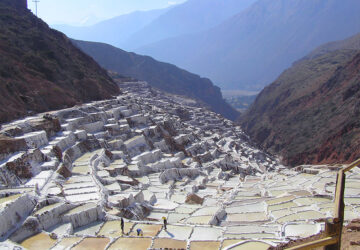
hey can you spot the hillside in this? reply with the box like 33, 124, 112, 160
72, 40, 239, 120
136, 0, 360, 90
0, 0, 119, 124
241, 34, 360, 166
52, 8, 168, 50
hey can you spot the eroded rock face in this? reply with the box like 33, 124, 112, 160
0, 149, 46, 186
185, 193, 204, 205
57, 164, 72, 178
0, 135, 27, 162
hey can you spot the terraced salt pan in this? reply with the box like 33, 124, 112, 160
72, 237, 110, 250
135, 176, 150, 185
130, 224, 162, 237
184, 215, 212, 224
190, 227, 222, 241
170, 194, 186, 203
227, 212, 268, 223
6, 83, 360, 249
157, 225, 193, 240
294, 197, 332, 206
34, 202, 60, 215
64, 187, 98, 196
225, 241, 271, 250
222, 240, 244, 249
190, 241, 221, 250
0, 194, 21, 207
52, 237, 82, 250
64, 182, 95, 190
98, 220, 134, 237
72, 165, 90, 175
175, 206, 197, 214
167, 213, 188, 223
20, 233, 57, 250
226, 203, 265, 214
284, 224, 320, 237
74, 221, 103, 236
224, 233, 276, 239
148, 186, 168, 193
108, 237, 152, 250
153, 238, 187, 249
47, 223, 72, 236
289, 190, 312, 197
269, 189, 298, 197
344, 188, 360, 196
266, 196, 295, 206
277, 210, 325, 223
153, 199, 178, 210
74, 152, 95, 163
147, 212, 165, 221
65, 202, 97, 215
192, 206, 219, 216
66, 176, 93, 184
226, 225, 279, 234
66, 193, 100, 203
267, 201, 298, 211
345, 197, 360, 205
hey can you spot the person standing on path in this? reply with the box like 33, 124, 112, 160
162, 216, 167, 230
120, 218, 124, 234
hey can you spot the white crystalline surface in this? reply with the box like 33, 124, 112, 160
0, 82, 359, 249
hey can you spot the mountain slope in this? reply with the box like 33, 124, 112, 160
52, 8, 168, 49
0, 0, 119, 123
124, 0, 256, 50
72, 40, 239, 120
136, 0, 360, 90
241, 34, 360, 166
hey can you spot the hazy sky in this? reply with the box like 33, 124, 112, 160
28, 0, 187, 26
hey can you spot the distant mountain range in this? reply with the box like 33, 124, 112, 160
72, 40, 239, 120
241, 33, 360, 166
54, 0, 360, 92
0, 0, 119, 123
137, 0, 360, 90
52, 8, 169, 50
122, 0, 257, 50
54, 0, 256, 52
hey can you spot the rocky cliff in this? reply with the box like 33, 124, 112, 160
241, 34, 360, 166
0, 0, 119, 123
72, 40, 239, 120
